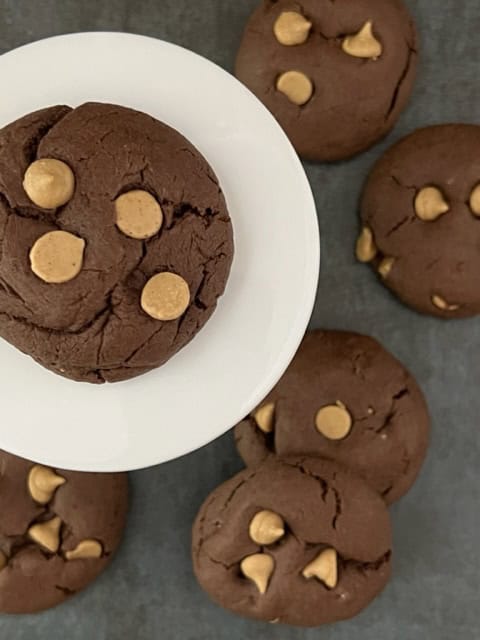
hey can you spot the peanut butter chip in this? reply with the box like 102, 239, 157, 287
302, 548, 338, 589
342, 21, 383, 59
378, 257, 395, 279
65, 539, 103, 560
273, 11, 312, 46
415, 186, 449, 221
28, 465, 66, 504
315, 402, 352, 440
254, 403, 275, 433
141, 272, 190, 321
249, 510, 285, 545
276, 71, 313, 106
469, 184, 480, 216
356, 226, 377, 262
23, 159, 75, 209
240, 554, 275, 594
0, 551, 7, 571
115, 190, 163, 239
30, 230, 85, 284
28, 516, 62, 553
432, 294, 460, 312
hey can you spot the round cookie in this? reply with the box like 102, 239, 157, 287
0, 449, 128, 613
235, 331, 429, 504
235, 0, 417, 162
192, 456, 392, 627
358, 124, 480, 318
0, 103, 234, 382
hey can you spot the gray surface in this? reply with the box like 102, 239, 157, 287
0, 0, 479, 637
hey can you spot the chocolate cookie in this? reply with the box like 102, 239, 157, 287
0, 103, 234, 382
235, 0, 417, 162
192, 456, 392, 627
0, 449, 128, 614
235, 331, 429, 503
358, 124, 480, 318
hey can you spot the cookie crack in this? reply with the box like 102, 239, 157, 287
331, 486, 342, 530
283, 460, 344, 530
366, 386, 409, 434
54, 585, 77, 596
286, 459, 328, 501
384, 43, 416, 122
25, 109, 72, 165
385, 214, 413, 237
342, 550, 392, 573
222, 472, 258, 513
390, 174, 417, 192
0, 191, 60, 225
351, 351, 366, 380
195, 471, 259, 556
203, 551, 239, 571
0, 276, 35, 313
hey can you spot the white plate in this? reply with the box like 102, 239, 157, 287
0, 32, 319, 471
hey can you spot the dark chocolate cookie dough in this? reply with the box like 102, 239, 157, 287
358, 124, 480, 318
235, 331, 429, 503
0, 103, 234, 382
235, 0, 417, 162
0, 449, 128, 614
192, 456, 392, 627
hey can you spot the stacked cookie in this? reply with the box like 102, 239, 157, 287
192, 331, 430, 626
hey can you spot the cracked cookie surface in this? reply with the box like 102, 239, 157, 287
359, 124, 480, 318
0, 449, 128, 614
192, 456, 392, 627
235, 0, 417, 162
235, 331, 429, 503
0, 102, 234, 382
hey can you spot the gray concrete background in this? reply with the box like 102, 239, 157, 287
0, 0, 479, 638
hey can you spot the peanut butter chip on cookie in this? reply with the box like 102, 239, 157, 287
342, 21, 383, 59
356, 226, 377, 263
30, 230, 85, 284
432, 295, 460, 312
315, 402, 352, 440
415, 186, 449, 221
115, 190, 163, 239
249, 510, 285, 545
23, 158, 75, 209
378, 257, 395, 279
28, 516, 62, 553
273, 11, 312, 46
28, 465, 66, 504
254, 403, 275, 433
65, 539, 103, 560
241, 554, 275, 594
141, 272, 190, 321
302, 548, 338, 589
276, 71, 313, 106
469, 184, 480, 216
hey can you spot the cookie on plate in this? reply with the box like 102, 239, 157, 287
235, 0, 417, 162
358, 124, 480, 318
235, 331, 429, 503
0, 102, 234, 382
0, 449, 128, 613
192, 456, 392, 627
